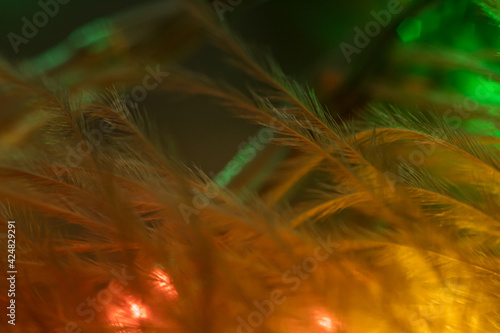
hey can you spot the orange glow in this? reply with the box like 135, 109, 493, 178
130, 302, 147, 319
151, 267, 178, 298
313, 310, 341, 332
107, 295, 148, 330
317, 315, 333, 330
106, 268, 177, 330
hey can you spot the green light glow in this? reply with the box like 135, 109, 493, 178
397, 18, 422, 43
451, 71, 500, 105
27, 44, 73, 75
26, 18, 113, 75
464, 119, 500, 136
68, 18, 113, 52
419, 10, 440, 34
214, 144, 256, 187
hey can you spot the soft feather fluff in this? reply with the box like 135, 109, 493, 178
1, 1, 500, 332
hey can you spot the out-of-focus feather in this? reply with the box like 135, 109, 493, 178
2, 1, 500, 333
475, 0, 500, 23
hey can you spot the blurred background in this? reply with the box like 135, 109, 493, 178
0, 0, 499, 174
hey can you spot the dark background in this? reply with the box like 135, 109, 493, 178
0, 0, 342, 174
0, 0, 497, 173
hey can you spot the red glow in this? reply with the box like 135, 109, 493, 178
151, 267, 178, 298
107, 295, 148, 329
106, 267, 177, 330
317, 315, 333, 330
313, 310, 341, 332
130, 302, 147, 319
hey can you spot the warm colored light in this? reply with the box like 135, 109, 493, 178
106, 268, 177, 330
130, 302, 147, 319
151, 267, 178, 298
107, 295, 148, 330
313, 310, 341, 332
317, 315, 333, 330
